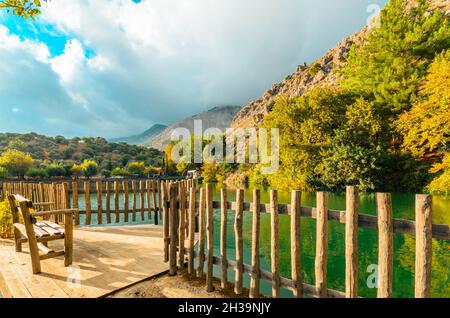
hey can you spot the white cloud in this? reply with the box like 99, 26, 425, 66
0, 0, 388, 138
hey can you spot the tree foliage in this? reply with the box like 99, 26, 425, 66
427, 153, 450, 194
340, 0, 450, 122
397, 50, 450, 158
0, 0, 48, 19
0, 149, 33, 178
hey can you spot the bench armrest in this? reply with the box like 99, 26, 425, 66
32, 209, 78, 217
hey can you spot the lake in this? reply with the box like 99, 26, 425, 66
76, 184, 450, 298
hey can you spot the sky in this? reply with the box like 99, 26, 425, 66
0, 0, 388, 138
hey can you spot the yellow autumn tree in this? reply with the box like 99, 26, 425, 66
397, 50, 450, 158
0, 149, 33, 178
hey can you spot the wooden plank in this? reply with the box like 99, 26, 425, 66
415, 194, 432, 298
97, 181, 103, 225
72, 181, 79, 225
132, 180, 137, 222
345, 186, 358, 298
146, 180, 151, 219
270, 190, 280, 298
315, 192, 328, 298
188, 185, 196, 275
105, 181, 111, 224
152, 180, 158, 225
291, 190, 302, 298
250, 189, 260, 298
140, 180, 145, 221
123, 181, 129, 223
84, 182, 91, 226
114, 181, 120, 223
234, 189, 244, 295
220, 188, 228, 289
162, 182, 169, 263
206, 183, 214, 292
169, 183, 177, 276
376, 193, 393, 298
178, 182, 186, 270
197, 187, 206, 278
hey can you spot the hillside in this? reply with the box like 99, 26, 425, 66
0, 132, 164, 170
232, 0, 450, 129
109, 124, 167, 145
147, 106, 241, 151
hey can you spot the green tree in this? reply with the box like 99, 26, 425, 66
0, 149, 33, 178
111, 167, 127, 177
262, 88, 357, 190
397, 51, 450, 158
0, 167, 8, 178
0, 0, 48, 19
340, 0, 450, 123
45, 163, 66, 177
7, 139, 27, 152
26, 167, 48, 179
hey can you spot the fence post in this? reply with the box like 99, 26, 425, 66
169, 182, 177, 276
140, 180, 145, 221
97, 181, 103, 225
132, 180, 137, 222
188, 185, 196, 275
376, 193, 393, 298
291, 190, 302, 298
84, 181, 91, 225
162, 181, 169, 263
114, 181, 120, 223
123, 180, 129, 223
178, 182, 186, 269
197, 187, 206, 278
72, 181, 79, 225
345, 186, 358, 298
415, 194, 432, 298
234, 189, 244, 295
206, 183, 214, 292
250, 189, 261, 298
270, 190, 280, 298
105, 181, 111, 224
220, 188, 228, 290
315, 191, 328, 298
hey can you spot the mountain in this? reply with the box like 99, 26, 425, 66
231, 0, 450, 129
109, 124, 167, 145
147, 106, 241, 151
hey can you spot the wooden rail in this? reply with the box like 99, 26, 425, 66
0, 179, 173, 226
163, 181, 449, 299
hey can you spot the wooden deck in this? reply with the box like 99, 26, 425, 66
0, 224, 168, 298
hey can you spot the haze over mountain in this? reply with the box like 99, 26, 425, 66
147, 106, 241, 151
109, 124, 167, 145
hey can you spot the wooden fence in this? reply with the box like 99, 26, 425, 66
163, 181, 450, 298
0, 179, 169, 226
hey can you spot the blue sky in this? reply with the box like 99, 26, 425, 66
0, 0, 388, 138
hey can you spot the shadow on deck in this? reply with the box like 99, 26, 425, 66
0, 224, 168, 298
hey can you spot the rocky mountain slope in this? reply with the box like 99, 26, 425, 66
109, 124, 167, 145
231, 0, 450, 129
147, 106, 241, 151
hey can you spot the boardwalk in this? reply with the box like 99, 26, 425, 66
0, 224, 167, 298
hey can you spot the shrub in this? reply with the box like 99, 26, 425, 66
308, 63, 322, 77
26, 167, 48, 179
45, 164, 66, 177
0, 199, 14, 239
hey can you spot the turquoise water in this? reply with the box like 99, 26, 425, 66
76, 186, 450, 298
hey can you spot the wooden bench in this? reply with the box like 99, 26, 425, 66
7, 194, 77, 274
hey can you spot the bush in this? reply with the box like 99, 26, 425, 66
111, 167, 128, 177
26, 168, 48, 179
45, 164, 66, 177
0, 199, 14, 239
308, 63, 322, 77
